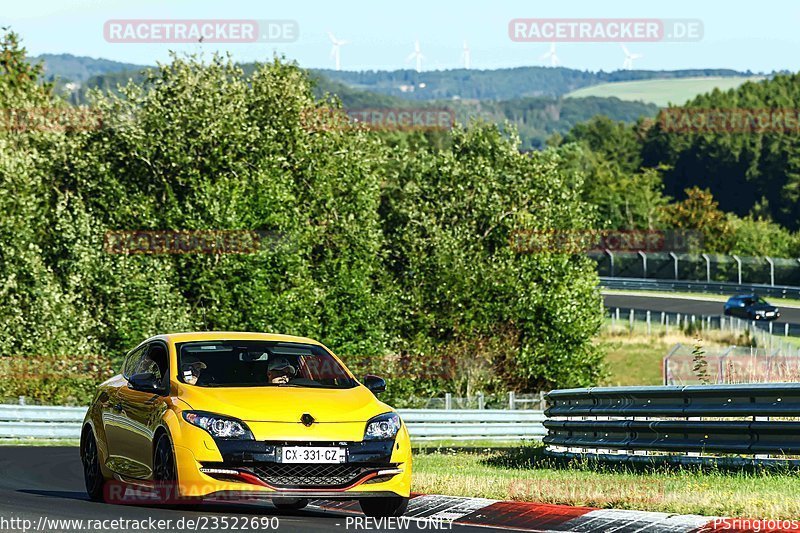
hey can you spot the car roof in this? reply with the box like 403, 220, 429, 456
146, 332, 324, 346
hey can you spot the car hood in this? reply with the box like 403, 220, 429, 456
177, 383, 390, 423
751, 304, 778, 311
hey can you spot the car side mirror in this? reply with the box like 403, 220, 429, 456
128, 372, 161, 393
363, 374, 386, 394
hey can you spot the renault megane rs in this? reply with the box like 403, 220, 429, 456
80, 332, 412, 517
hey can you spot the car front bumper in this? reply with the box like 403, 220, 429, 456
171, 428, 412, 500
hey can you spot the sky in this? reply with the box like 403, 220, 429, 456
2, 0, 799, 73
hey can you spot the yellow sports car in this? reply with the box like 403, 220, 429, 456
80, 332, 412, 517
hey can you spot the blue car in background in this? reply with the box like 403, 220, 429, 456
723, 294, 780, 321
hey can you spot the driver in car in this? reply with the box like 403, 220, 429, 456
182, 361, 207, 385
268, 357, 296, 384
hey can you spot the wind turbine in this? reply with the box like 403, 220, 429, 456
328, 32, 348, 71
540, 43, 559, 66
621, 44, 643, 70
461, 40, 471, 69
407, 40, 424, 72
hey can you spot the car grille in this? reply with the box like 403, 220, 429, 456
250, 463, 380, 488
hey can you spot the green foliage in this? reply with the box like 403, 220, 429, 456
559, 118, 669, 229
2, 32, 606, 405
643, 73, 800, 230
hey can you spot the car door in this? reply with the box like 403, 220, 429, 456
730, 298, 747, 318
111, 342, 171, 479
101, 345, 147, 475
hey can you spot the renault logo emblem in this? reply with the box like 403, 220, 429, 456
301, 413, 315, 427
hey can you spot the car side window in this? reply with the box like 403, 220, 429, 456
122, 346, 147, 379
135, 344, 168, 381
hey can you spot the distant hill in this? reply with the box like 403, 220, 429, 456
33, 53, 148, 83
316, 68, 756, 101
34, 53, 756, 103
29, 54, 700, 149
566, 76, 765, 107
309, 73, 659, 149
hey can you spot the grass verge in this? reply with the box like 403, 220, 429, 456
412, 445, 800, 519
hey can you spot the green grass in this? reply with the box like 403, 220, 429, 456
566, 77, 762, 107
413, 445, 800, 519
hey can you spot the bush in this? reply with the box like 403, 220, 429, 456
0, 32, 605, 404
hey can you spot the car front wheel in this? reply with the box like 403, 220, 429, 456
80, 429, 105, 502
153, 433, 178, 504
359, 496, 408, 517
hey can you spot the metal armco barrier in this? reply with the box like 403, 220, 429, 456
544, 384, 800, 460
0, 405, 85, 438
601, 277, 800, 300
400, 409, 546, 441
0, 405, 546, 442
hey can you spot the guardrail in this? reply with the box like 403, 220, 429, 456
0, 405, 546, 442
601, 276, 800, 299
401, 409, 546, 441
543, 384, 800, 464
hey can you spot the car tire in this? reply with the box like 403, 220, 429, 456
359, 496, 408, 518
80, 429, 105, 502
153, 432, 179, 504
272, 498, 308, 511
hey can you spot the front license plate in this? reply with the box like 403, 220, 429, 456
281, 446, 346, 463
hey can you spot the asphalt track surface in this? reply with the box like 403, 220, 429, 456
0, 447, 491, 533
603, 293, 800, 327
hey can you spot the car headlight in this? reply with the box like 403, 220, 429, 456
182, 411, 254, 440
364, 412, 401, 440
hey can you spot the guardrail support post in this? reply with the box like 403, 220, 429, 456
702, 253, 711, 282
508, 391, 516, 410
18, 396, 25, 406
445, 393, 452, 410
732, 255, 742, 285
646, 311, 651, 335
786, 323, 790, 337
477, 392, 485, 410
766, 256, 775, 286
669, 251, 679, 280
638, 251, 647, 279
629, 309, 634, 332
605, 249, 615, 277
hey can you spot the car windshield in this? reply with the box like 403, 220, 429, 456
176, 340, 357, 389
